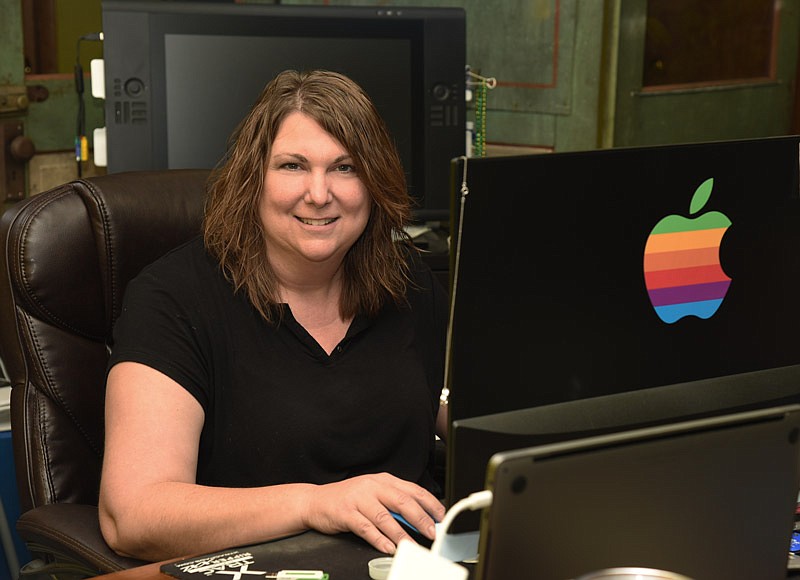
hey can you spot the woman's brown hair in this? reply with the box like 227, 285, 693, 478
203, 69, 414, 323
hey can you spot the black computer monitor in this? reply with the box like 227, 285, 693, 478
445, 135, 800, 516
101, 1, 466, 222
447, 364, 800, 527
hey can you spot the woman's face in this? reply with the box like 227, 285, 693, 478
260, 111, 371, 272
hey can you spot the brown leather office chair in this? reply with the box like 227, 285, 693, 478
0, 169, 209, 577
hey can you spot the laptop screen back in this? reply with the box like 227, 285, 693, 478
476, 405, 800, 580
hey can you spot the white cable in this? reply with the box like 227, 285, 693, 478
430, 490, 493, 557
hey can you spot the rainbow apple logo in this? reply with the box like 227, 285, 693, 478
643, 177, 731, 324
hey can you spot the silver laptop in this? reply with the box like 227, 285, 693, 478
475, 405, 800, 580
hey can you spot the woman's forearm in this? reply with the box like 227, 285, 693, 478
99, 481, 316, 561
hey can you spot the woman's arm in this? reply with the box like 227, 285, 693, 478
99, 362, 445, 562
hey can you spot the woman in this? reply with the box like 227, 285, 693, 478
98, 70, 449, 562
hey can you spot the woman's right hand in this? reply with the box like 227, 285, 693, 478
302, 472, 446, 554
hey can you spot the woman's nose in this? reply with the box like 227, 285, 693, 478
304, 171, 332, 206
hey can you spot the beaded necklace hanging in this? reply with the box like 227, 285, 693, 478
474, 80, 488, 157
466, 68, 496, 158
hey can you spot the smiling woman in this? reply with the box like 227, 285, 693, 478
259, 111, 371, 290
99, 70, 450, 563
204, 70, 415, 324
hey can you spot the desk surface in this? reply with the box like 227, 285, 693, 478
96, 560, 169, 580
94, 531, 476, 580
92, 533, 799, 580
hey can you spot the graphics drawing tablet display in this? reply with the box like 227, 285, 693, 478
475, 405, 800, 580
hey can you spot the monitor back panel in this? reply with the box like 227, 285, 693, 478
477, 405, 800, 580
449, 136, 800, 422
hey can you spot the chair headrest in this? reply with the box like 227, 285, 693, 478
2, 169, 208, 342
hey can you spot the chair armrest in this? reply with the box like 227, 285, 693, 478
16, 503, 147, 575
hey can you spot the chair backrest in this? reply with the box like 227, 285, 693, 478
0, 169, 208, 513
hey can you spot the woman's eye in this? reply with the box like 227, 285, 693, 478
282, 162, 301, 171
335, 164, 356, 173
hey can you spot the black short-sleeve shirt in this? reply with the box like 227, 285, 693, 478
108, 236, 448, 494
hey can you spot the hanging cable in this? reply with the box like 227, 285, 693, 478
441, 156, 471, 416
75, 32, 103, 178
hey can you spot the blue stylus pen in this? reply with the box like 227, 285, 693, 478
390, 511, 420, 533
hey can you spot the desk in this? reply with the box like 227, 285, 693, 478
94, 531, 476, 580
95, 560, 170, 580
96, 532, 378, 579
91, 532, 800, 580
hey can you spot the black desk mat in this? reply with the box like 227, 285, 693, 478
159, 530, 477, 579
